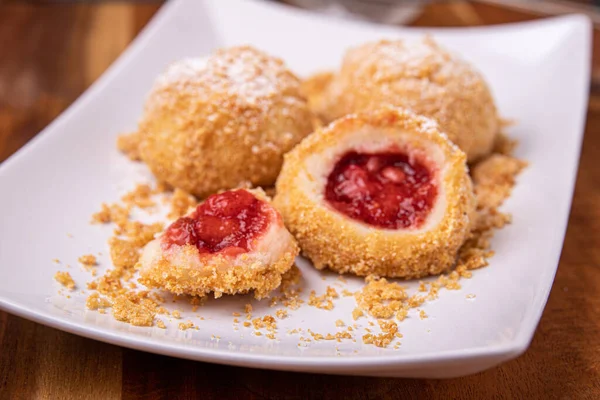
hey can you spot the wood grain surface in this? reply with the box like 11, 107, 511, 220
0, 2, 599, 399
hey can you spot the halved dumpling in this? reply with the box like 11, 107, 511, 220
139, 189, 298, 299
274, 107, 475, 278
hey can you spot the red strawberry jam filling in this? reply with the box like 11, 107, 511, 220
163, 189, 270, 256
325, 151, 438, 229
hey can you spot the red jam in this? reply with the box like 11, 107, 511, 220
325, 151, 438, 229
164, 189, 270, 255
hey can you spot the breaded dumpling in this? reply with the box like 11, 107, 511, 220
139, 188, 298, 299
274, 107, 475, 278
138, 46, 314, 197
311, 38, 499, 161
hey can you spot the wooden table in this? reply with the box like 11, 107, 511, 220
1, 2, 599, 398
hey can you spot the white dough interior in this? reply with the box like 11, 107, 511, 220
300, 125, 449, 235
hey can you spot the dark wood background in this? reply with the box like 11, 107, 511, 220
1, 2, 599, 399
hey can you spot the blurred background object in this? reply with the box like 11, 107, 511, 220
280, 0, 600, 90
281, 0, 600, 25
281, 0, 425, 24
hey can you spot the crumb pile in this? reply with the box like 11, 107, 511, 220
84, 184, 170, 326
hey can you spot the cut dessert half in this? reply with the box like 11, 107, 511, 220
274, 107, 475, 278
139, 188, 298, 299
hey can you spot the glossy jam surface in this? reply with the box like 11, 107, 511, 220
164, 189, 269, 255
325, 151, 438, 229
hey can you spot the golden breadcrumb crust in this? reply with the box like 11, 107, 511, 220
138, 188, 299, 299
138, 46, 315, 198
274, 107, 475, 278
311, 38, 499, 162
138, 245, 298, 300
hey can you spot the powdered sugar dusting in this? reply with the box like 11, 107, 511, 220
150, 46, 296, 107
156, 57, 209, 87
316, 37, 498, 161
344, 38, 477, 85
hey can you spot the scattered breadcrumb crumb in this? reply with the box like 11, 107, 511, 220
86, 293, 111, 310
121, 184, 155, 209
396, 307, 409, 321
116, 131, 142, 161
355, 276, 407, 319
335, 319, 345, 327
472, 154, 527, 210
308, 286, 338, 310
168, 189, 197, 219
157, 307, 169, 315
54, 271, 75, 290
271, 265, 304, 310
115, 221, 164, 247
466, 293, 476, 299
156, 319, 166, 329
352, 308, 364, 320
112, 293, 157, 327
419, 310, 428, 320
91, 203, 130, 224
172, 310, 181, 319
108, 238, 140, 269
362, 320, 399, 348
178, 321, 195, 330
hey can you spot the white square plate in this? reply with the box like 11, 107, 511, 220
0, 0, 590, 378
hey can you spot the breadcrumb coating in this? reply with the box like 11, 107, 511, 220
136, 46, 315, 198
308, 38, 499, 161
274, 107, 476, 278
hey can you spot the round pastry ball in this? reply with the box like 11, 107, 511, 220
314, 38, 499, 162
138, 46, 315, 198
274, 107, 475, 278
